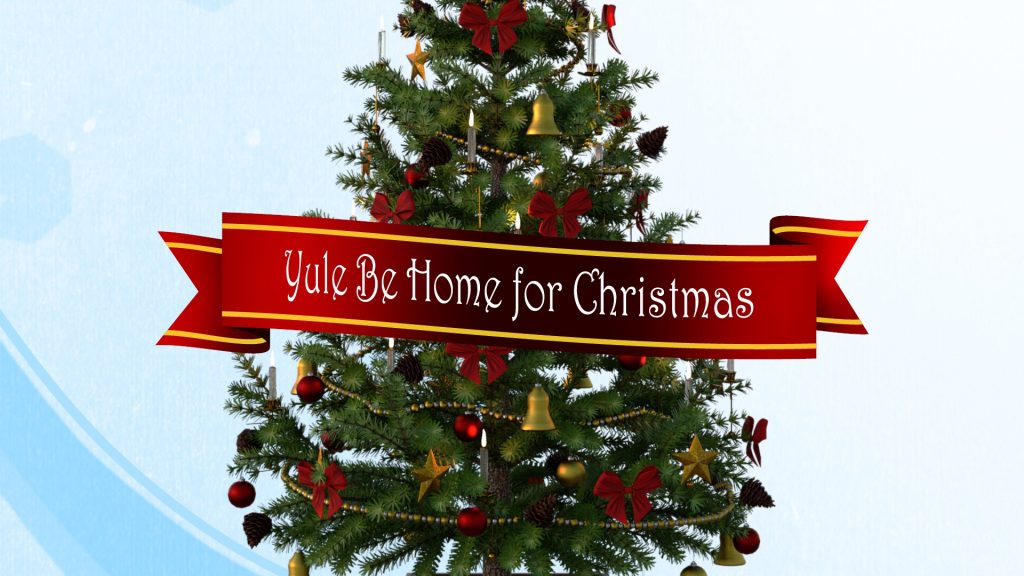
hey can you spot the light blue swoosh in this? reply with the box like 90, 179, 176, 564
0, 309, 281, 575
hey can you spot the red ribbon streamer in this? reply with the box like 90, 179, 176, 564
602, 5, 620, 54
741, 416, 768, 467
458, 0, 529, 55
633, 190, 649, 236
370, 190, 415, 224
445, 343, 512, 385
528, 188, 592, 238
593, 465, 662, 525
296, 461, 347, 519
770, 215, 868, 333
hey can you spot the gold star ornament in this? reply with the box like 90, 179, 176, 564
407, 37, 429, 83
672, 436, 719, 485
412, 449, 449, 501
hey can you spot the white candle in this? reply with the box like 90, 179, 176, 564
268, 350, 277, 400
378, 16, 387, 61
387, 337, 395, 370
514, 212, 522, 234
587, 12, 597, 68
480, 429, 489, 481
467, 110, 477, 165
727, 359, 735, 373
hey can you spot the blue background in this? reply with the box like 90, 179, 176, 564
2, 1, 1022, 574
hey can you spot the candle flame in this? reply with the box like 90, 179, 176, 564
481, 429, 487, 448
380, 15, 385, 30
514, 212, 521, 230
469, 109, 475, 128
388, 337, 395, 348
589, 11, 595, 30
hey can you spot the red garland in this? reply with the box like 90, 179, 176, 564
602, 5, 621, 54
593, 465, 662, 525
528, 188, 592, 238
741, 416, 768, 467
444, 343, 512, 385
370, 190, 415, 224
296, 461, 347, 519
458, 0, 529, 55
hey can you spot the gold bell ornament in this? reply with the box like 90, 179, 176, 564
713, 532, 746, 566
291, 357, 315, 395
521, 383, 557, 431
680, 562, 708, 576
288, 551, 310, 576
526, 92, 562, 136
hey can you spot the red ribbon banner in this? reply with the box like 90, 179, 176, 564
158, 214, 866, 358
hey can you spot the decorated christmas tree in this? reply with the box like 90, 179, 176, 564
223, 1, 777, 574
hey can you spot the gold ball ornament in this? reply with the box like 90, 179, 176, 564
680, 562, 708, 576
532, 172, 546, 189
555, 460, 586, 487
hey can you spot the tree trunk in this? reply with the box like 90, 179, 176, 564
483, 462, 512, 576
489, 157, 507, 199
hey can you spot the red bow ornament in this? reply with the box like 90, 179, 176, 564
593, 465, 662, 525
602, 5, 621, 54
445, 343, 513, 385
528, 188, 592, 238
297, 461, 348, 519
741, 416, 768, 467
370, 190, 415, 223
458, 0, 529, 55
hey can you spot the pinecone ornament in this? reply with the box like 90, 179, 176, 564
419, 137, 452, 168
397, 14, 414, 38
394, 353, 424, 385
242, 512, 273, 548
236, 429, 262, 453
570, 0, 589, 17
740, 478, 775, 508
411, 0, 434, 14
524, 494, 557, 528
637, 126, 668, 158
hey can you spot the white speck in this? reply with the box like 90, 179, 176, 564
67, 141, 77, 152
83, 118, 97, 133
246, 129, 261, 147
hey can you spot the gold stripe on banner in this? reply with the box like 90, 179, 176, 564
816, 317, 864, 326
164, 242, 223, 254
772, 226, 862, 238
222, 223, 815, 263
163, 330, 267, 345
222, 311, 816, 351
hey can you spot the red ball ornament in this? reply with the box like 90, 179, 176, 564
405, 164, 430, 189
228, 480, 256, 508
456, 506, 488, 537
610, 106, 632, 127
733, 527, 760, 554
296, 375, 326, 404
617, 355, 647, 371
453, 414, 482, 442
321, 432, 345, 453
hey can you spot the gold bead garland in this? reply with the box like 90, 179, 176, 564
282, 466, 734, 531
434, 131, 543, 167
322, 378, 669, 427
